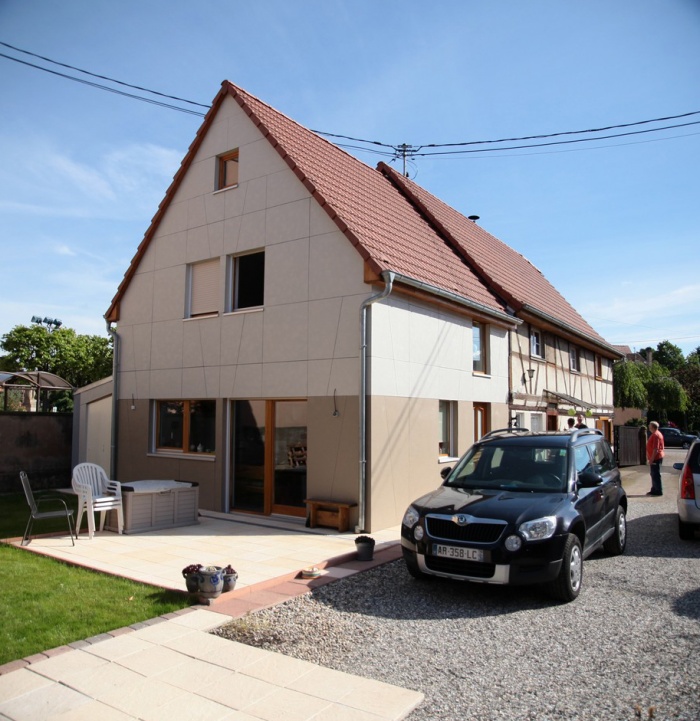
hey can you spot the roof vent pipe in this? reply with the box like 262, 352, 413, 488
468, 215, 480, 222
358, 270, 395, 533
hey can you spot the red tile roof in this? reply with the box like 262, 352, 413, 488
106, 81, 616, 355
379, 163, 612, 348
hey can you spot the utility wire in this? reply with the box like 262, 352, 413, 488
2, 40, 698, 157
0, 40, 210, 109
0, 52, 207, 117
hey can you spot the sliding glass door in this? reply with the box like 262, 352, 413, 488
230, 400, 307, 517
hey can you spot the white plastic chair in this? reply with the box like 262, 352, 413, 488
71, 463, 124, 538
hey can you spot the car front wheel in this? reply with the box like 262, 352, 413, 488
603, 505, 627, 555
549, 534, 583, 602
402, 547, 426, 579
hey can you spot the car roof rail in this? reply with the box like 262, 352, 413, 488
571, 428, 603, 441
481, 427, 530, 439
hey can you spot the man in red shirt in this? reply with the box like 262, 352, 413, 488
646, 421, 665, 496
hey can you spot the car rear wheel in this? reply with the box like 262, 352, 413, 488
549, 534, 582, 602
683, 441, 690, 449
679, 518, 697, 540
603, 505, 627, 555
402, 547, 426, 579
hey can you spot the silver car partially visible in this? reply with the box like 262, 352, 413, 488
673, 439, 700, 540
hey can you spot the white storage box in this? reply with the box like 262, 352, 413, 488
106, 480, 199, 534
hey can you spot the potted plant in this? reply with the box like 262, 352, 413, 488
354, 535, 375, 561
197, 565, 224, 604
222, 564, 238, 592
182, 563, 202, 594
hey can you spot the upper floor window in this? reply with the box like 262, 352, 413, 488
569, 345, 581, 372
472, 321, 488, 373
217, 149, 239, 190
595, 355, 603, 378
186, 258, 219, 318
155, 400, 216, 454
226, 251, 265, 311
530, 329, 543, 358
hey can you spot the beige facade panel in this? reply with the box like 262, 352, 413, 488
265, 198, 311, 246
265, 238, 310, 307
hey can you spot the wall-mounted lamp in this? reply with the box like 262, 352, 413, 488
527, 368, 535, 380
130, 394, 136, 411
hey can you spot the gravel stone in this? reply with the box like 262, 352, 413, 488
214, 485, 700, 720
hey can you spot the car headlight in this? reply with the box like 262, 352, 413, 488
518, 516, 557, 541
402, 505, 420, 528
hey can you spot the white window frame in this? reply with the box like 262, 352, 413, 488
530, 329, 543, 358
473, 321, 489, 374
226, 250, 265, 312
439, 400, 458, 458
569, 345, 581, 372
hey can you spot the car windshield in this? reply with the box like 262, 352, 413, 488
445, 443, 568, 492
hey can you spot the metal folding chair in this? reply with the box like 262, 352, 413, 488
20, 471, 75, 546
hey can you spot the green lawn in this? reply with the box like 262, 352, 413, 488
0, 492, 193, 666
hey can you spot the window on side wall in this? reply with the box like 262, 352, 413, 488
439, 400, 457, 457
217, 149, 239, 190
530, 329, 543, 359
595, 355, 603, 378
226, 251, 265, 311
186, 258, 219, 318
530, 413, 544, 432
569, 345, 581, 372
155, 400, 216, 454
473, 321, 489, 373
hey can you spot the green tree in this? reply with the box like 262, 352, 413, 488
652, 340, 685, 372
0, 324, 113, 411
613, 360, 649, 410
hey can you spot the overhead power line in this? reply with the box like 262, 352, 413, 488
2, 40, 698, 162
0, 40, 210, 109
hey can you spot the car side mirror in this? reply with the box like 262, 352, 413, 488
440, 466, 452, 480
577, 470, 603, 488
673, 462, 684, 471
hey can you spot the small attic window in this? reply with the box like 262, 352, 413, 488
217, 149, 239, 190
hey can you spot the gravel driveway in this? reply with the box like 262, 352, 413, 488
215, 458, 700, 720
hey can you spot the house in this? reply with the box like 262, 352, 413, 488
103, 81, 620, 532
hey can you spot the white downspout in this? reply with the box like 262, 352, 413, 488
358, 271, 395, 532
106, 321, 119, 480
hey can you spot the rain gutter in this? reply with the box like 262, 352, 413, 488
106, 321, 119, 479
358, 271, 395, 532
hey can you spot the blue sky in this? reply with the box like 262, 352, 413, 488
1, 0, 698, 355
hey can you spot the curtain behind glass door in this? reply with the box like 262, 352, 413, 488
231, 400, 265, 512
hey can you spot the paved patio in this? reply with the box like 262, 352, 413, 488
7, 510, 401, 593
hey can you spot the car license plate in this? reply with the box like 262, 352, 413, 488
433, 544, 484, 562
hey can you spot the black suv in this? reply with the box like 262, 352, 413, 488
401, 428, 627, 602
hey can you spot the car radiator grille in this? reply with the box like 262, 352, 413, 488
426, 516, 505, 543
425, 556, 496, 578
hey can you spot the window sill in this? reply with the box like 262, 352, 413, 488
472, 371, 491, 378
223, 307, 264, 316
438, 456, 459, 464
148, 452, 216, 462
213, 184, 239, 195
184, 313, 219, 321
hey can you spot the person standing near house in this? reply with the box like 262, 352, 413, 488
646, 420, 665, 496
565, 417, 576, 432
574, 413, 587, 429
